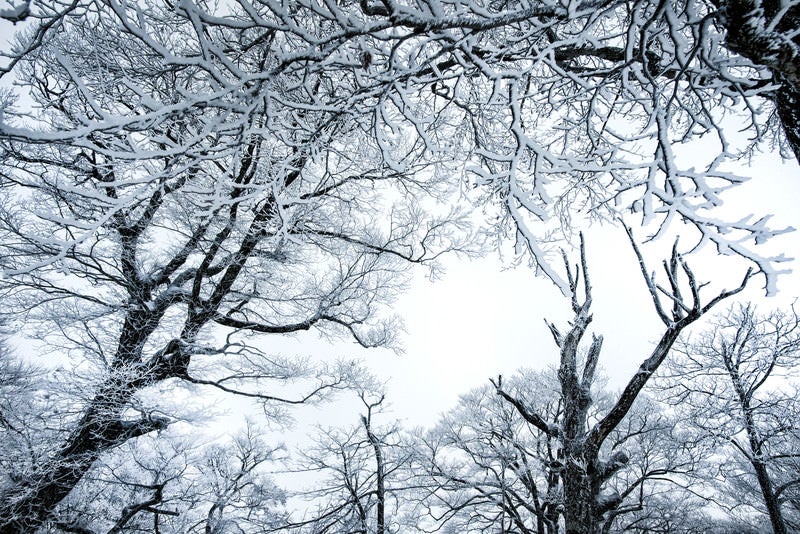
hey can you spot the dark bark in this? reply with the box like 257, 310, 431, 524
720, 0, 800, 163
776, 81, 800, 163
362, 415, 385, 534
0, 347, 175, 532
555, 240, 600, 534
498, 233, 751, 534
751, 459, 787, 534
724, 346, 788, 534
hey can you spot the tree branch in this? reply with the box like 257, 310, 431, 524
491, 376, 558, 437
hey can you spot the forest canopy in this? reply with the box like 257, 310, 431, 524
0, 0, 798, 532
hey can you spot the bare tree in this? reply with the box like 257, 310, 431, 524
188, 425, 289, 534
282, 391, 410, 534
492, 232, 751, 534
664, 304, 800, 533
414, 369, 567, 534
0, 0, 796, 528
0, 1, 467, 529
415, 369, 710, 533
38, 421, 289, 534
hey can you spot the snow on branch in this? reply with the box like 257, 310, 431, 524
0, 0, 29, 23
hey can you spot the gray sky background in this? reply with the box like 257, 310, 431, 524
312, 149, 800, 429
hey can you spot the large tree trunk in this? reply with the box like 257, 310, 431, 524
776, 82, 800, 163
561, 456, 598, 534
0, 344, 179, 532
721, 0, 800, 163
561, 448, 622, 534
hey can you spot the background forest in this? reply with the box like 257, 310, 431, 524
0, 0, 799, 532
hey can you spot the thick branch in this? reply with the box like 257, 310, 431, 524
589, 253, 751, 451
492, 377, 558, 437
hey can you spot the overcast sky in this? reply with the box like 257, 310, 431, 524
332, 150, 800, 428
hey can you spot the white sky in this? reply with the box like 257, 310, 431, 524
303, 151, 800, 429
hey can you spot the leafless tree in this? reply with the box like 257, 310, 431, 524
0, 1, 468, 529
663, 304, 800, 534
37, 421, 289, 534
0, 0, 796, 529
413, 369, 567, 534
491, 231, 751, 533
279, 390, 413, 534
187, 425, 289, 534
414, 368, 711, 533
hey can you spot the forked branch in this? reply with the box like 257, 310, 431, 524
589, 229, 752, 449
491, 376, 559, 438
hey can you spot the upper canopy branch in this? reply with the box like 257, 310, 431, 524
588, 228, 753, 450
624, 225, 753, 328
491, 375, 559, 438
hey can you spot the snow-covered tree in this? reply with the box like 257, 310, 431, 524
281, 391, 412, 534
0, 1, 467, 529
1, 0, 796, 290
490, 233, 750, 533
412, 371, 708, 533
0, 0, 797, 529
37, 422, 289, 533
663, 304, 800, 533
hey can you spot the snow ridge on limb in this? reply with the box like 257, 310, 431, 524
1, 0, 797, 297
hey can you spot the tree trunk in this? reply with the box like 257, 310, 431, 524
724, 346, 788, 534
363, 416, 385, 534
750, 459, 787, 534
562, 458, 598, 534
0, 353, 174, 532
721, 0, 800, 164
776, 81, 800, 164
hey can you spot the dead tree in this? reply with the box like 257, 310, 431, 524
495, 231, 752, 534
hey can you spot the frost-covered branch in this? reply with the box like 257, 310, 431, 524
589, 231, 752, 451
